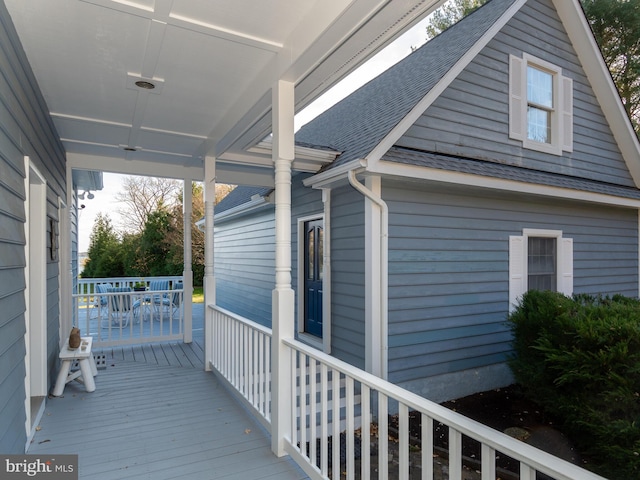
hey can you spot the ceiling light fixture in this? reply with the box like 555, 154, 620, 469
78, 191, 85, 200
87, 191, 95, 200
135, 80, 155, 90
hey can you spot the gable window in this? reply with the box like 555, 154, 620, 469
509, 229, 573, 311
509, 54, 573, 155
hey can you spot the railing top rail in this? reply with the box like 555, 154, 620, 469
282, 336, 606, 480
209, 304, 272, 337
78, 275, 182, 283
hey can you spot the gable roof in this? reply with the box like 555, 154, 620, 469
298, 0, 640, 195
296, 0, 523, 170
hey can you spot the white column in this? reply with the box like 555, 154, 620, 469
203, 156, 216, 371
271, 79, 295, 457
183, 178, 193, 344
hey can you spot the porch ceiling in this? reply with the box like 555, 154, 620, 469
5, 0, 441, 185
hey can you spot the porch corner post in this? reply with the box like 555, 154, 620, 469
271, 79, 295, 457
183, 178, 193, 344
204, 156, 216, 371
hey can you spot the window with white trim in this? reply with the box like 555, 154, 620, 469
509, 54, 573, 155
509, 229, 573, 311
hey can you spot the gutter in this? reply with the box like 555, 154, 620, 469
347, 167, 389, 379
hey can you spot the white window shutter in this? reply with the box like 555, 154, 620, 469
559, 237, 574, 296
561, 75, 573, 152
509, 235, 526, 312
509, 55, 525, 141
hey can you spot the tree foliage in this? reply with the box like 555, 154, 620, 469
81, 213, 124, 278
82, 178, 232, 287
581, 0, 640, 135
424, 0, 488, 39
115, 176, 181, 234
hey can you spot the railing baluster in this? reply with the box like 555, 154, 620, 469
449, 427, 462, 479
346, 376, 355, 480
332, 369, 340, 480
320, 363, 329, 476
422, 414, 433, 480
361, 384, 371, 480
521, 463, 535, 480
399, 403, 409, 479
309, 359, 317, 469
299, 352, 307, 460
379, 393, 389, 480
481, 443, 495, 480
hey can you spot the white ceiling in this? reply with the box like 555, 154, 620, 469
5, 0, 442, 184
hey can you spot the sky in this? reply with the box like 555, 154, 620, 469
77, 15, 435, 253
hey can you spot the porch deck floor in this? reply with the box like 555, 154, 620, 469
29, 305, 308, 479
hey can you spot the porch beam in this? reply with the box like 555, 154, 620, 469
271, 80, 295, 457
203, 156, 216, 371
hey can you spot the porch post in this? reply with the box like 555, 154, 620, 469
203, 156, 216, 371
271, 79, 295, 457
183, 178, 193, 344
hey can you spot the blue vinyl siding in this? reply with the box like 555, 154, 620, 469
397, 0, 634, 188
0, 2, 67, 452
328, 184, 366, 369
384, 179, 638, 384
214, 208, 275, 327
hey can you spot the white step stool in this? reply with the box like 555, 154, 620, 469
53, 336, 98, 396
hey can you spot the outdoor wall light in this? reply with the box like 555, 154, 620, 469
78, 190, 94, 200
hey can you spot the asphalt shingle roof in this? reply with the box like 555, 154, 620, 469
214, 186, 273, 215
295, 0, 519, 169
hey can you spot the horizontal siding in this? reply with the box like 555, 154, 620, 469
0, 1, 69, 453
214, 208, 275, 327
397, 0, 634, 187
329, 184, 366, 369
383, 179, 638, 385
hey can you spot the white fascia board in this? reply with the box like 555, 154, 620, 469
303, 159, 366, 189
370, 160, 640, 209
553, 0, 640, 187
366, 0, 527, 166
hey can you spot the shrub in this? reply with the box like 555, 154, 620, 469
508, 290, 640, 478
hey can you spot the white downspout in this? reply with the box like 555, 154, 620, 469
347, 168, 389, 379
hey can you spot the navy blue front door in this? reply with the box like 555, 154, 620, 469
304, 219, 323, 337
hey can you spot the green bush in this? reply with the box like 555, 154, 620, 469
508, 290, 640, 478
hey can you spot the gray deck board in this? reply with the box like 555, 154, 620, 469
30, 360, 307, 479
30, 303, 308, 479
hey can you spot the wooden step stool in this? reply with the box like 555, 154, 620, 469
53, 336, 98, 396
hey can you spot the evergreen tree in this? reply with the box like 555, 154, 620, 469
581, 0, 640, 135
424, 0, 488, 39
81, 213, 123, 277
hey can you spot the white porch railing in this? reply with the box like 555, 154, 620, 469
209, 305, 272, 429
74, 276, 184, 347
208, 305, 606, 480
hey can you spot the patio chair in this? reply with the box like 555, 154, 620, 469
153, 282, 183, 318
104, 287, 137, 328
146, 279, 170, 317
92, 283, 112, 319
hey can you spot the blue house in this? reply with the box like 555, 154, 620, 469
213, 0, 640, 403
